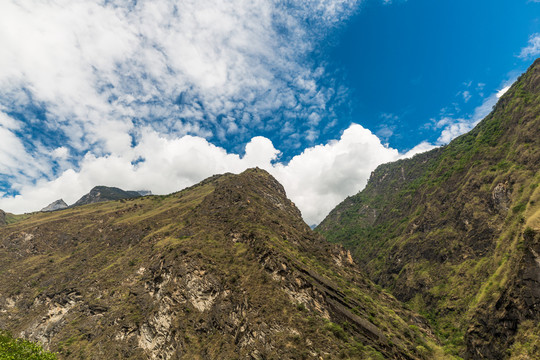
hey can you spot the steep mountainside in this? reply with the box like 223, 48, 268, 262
72, 186, 143, 207
318, 59, 540, 358
0, 169, 445, 359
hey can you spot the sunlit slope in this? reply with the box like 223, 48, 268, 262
0, 169, 447, 359
318, 59, 540, 358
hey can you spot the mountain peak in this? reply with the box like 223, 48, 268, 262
0, 170, 443, 359
72, 185, 143, 207
40, 199, 68, 212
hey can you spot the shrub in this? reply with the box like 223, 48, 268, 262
523, 227, 537, 242
0, 330, 57, 360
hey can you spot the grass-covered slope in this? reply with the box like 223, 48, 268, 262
318, 59, 540, 358
0, 169, 445, 359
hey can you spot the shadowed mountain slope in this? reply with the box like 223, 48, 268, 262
72, 186, 143, 207
0, 169, 447, 359
318, 59, 540, 358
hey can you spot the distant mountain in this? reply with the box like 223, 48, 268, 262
72, 186, 142, 207
318, 59, 540, 358
40, 199, 68, 212
0, 169, 444, 359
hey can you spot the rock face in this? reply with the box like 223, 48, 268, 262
0, 210, 6, 226
40, 199, 68, 212
318, 59, 540, 358
72, 186, 142, 207
0, 169, 443, 359
466, 228, 540, 359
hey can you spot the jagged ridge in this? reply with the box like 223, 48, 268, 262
72, 186, 143, 207
0, 169, 445, 359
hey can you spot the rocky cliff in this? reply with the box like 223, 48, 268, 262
0, 169, 445, 359
318, 59, 540, 358
41, 200, 68, 212
72, 186, 143, 207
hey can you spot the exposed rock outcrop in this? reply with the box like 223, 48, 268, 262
492, 182, 510, 212
41, 199, 68, 212
72, 186, 142, 207
0, 169, 442, 359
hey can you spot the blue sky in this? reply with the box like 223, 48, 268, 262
0, 0, 538, 224
324, 0, 539, 150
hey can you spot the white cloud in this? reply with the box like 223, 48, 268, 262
0, 124, 427, 225
432, 78, 516, 145
272, 125, 401, 224
0, 111, 21, 130
0, 0, 444, 225
496, 86, 511, 98
51, 147, 70, 160
519, 33, 540, 59
0, 0, 359, 159
436, 119, 475, 144
0, 112, 51, 181
0, 0, 376, 224
462, 90, 471, 103
401, 142, 437, 158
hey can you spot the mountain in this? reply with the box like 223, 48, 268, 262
0, 169, 445, 359
41, 199, 68, 212
318, 59, 540, 358
72, 186, 143, 207
0, 210, 5, 226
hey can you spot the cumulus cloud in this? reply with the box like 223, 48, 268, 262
272, 125, 401, 224
0, 124, 419, 225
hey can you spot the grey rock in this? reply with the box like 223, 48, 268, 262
41, 199, 68, 212
73, 186, 142, 207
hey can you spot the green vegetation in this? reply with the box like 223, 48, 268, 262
0, 331, 57, 360
318, 59, 540, 358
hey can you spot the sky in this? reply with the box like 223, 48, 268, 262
0, 0, 538, 225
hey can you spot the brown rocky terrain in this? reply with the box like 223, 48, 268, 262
0, 169, 446, 359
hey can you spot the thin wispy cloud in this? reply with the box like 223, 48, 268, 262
519, 33, 540, 59
430, 80, 515, 145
